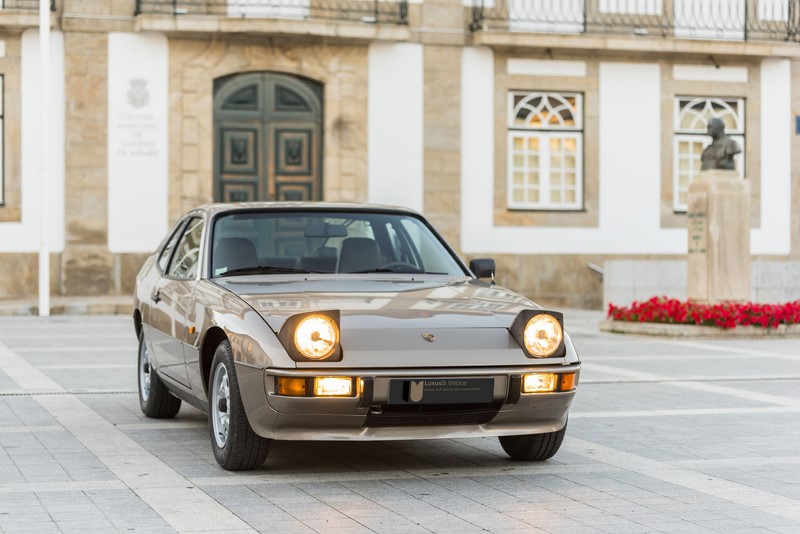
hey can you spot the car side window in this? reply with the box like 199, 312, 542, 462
157, 221, 186, 272
384, 222, 419, 267
166, 217, 204, 280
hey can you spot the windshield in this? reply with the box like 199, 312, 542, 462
210, 210, 467, 277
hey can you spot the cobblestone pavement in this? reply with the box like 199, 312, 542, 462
1, 310, 799, 533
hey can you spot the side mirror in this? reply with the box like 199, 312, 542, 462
469, 258, 496, 280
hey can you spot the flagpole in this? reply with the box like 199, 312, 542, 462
38, 0, 51, 317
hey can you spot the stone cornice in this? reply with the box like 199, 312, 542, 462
133, 14, 411, 43
471, 30, 800, 59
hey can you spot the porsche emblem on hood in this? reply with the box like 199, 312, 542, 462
421, 333, 435, 343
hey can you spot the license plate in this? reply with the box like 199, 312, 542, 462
388, 378, 494, 405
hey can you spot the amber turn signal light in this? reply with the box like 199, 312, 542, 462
277, 377, 307, 396
560, 372, 577, 391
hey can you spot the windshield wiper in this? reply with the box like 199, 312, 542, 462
348, 268, 449, 275
217, 265, 318, 277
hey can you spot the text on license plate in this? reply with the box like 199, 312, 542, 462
388, 378, 494, 405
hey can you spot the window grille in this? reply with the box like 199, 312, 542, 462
507, 91, 584, 211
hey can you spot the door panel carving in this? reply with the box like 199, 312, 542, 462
214, 73, 322, 203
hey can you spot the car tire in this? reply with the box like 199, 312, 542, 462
499, 423, 567, 461
208, 339, 270, 471
138, 333, 182, 419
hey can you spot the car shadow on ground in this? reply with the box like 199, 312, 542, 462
138, 403, 526, 477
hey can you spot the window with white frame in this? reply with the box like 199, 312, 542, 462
674, 96, 744, 211
508, 91, 583, 210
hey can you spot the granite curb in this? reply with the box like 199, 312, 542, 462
599, 319, 800, 337
0, 297, 133, 316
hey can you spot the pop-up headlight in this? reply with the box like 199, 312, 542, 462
509, 310, 566, 359
278, 311, 342, 362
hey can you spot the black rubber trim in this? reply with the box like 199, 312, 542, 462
357, 377, 374, 408
506, 375, 522, 404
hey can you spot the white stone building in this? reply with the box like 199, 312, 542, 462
0, 0, 799, 308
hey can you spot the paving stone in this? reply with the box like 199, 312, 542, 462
0, 311, 799, 532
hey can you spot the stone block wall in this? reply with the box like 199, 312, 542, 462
604, 259, 800, 311
604, 260, 687, 311
467, 253, 604, 310
169, 39, 369, 224
62, 32, 111, 296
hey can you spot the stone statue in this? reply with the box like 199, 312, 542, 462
700, 118, 742, 171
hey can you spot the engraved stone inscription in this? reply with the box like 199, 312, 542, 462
114, 79, 158, 160
687, 211, 707, 254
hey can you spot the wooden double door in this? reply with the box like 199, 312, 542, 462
214, 72, 323, 202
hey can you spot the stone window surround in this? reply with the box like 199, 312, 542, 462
0, 73, 4, 207
0, 37, 20, 223
494, 54, 599, 229
660, 61, 761, 228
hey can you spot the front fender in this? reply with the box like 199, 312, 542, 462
186, 280, 294, 429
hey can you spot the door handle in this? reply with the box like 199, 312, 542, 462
151, 291, 161, 304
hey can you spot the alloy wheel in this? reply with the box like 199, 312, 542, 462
211, 362, 231, 448
139, 342, 151, 402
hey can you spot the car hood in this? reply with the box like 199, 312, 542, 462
211, 276, 578, 368
214, 276, 540, 332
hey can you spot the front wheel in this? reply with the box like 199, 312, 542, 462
208, 340, 270, 471
499, 423, 567, 461
137, 334, 181, 418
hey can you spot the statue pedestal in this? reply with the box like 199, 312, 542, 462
687, 170, 751, 303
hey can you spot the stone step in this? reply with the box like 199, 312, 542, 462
0, 296, 133, 316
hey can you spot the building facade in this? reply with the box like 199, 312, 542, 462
1, 0, 799, 308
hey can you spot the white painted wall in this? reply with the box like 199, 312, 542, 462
0, 30, 65, 253
107, 33, 169, 253
461, 47, 495, 248
673, 64, 748, 83
461, 54, 685, 254
507, 59, 586, 77
367, 43, 423, 213
597, 62, 686, 254
753, 58, 791, 255
460, 51, 792, 257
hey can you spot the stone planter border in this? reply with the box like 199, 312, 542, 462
599, 320, 800, 338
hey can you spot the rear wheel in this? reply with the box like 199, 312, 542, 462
208, 339, 270, 471
499, 423, 567, 461
138, 334, 181, 418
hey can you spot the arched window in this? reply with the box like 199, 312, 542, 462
674, 97, 745, 211
508, 91, 583, 210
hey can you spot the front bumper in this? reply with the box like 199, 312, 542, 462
236, 363, 580, 441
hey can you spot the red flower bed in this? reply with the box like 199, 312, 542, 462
607, 296, 800, 329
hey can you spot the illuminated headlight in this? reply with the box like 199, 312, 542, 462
278, 311, 342, 362
509, 310, 566, 359
523, 314, 563, 358
294, 314, 339, 360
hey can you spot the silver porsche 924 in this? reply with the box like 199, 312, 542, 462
133, 203, 580, 471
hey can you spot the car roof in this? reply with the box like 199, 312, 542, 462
193, 202, 422, 218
